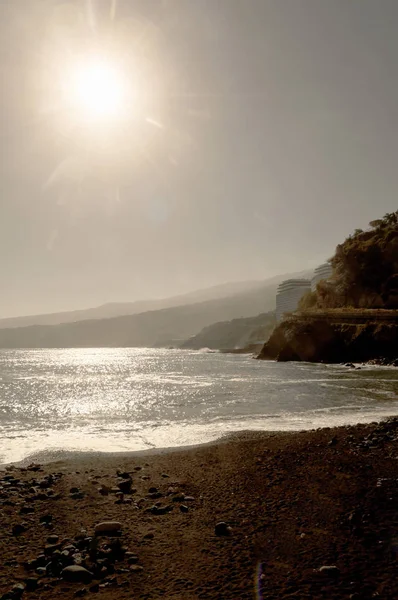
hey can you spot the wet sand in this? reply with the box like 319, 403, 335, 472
1, 420, 398, 599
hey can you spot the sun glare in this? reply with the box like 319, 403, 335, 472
66, 58, 127, 122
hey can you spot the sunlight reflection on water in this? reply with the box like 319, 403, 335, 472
0, 348, 397, 463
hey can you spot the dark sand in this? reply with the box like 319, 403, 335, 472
2, 420, 398, 599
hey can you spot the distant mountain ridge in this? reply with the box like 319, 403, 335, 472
0, 271, 312, 330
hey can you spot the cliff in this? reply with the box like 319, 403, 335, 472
180, 312, 275, 350
258, 315, 398, 364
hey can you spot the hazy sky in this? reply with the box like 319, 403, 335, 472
1, 0, 397, 317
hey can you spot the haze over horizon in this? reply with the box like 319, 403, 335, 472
1, 0, 397, 318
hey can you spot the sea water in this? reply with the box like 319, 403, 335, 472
0, 348, 397, 464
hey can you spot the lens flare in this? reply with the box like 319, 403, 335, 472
65, 57, 128, 122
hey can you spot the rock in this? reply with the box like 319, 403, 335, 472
180, 504, 189, 513
25, 578, 38, 592
99, 485, 110, 496
47, 534, 59, 544
117, 479, 132, 494
147, 491, 162, 500
130, 565, 144, 572
150, 504, 173, 515
127, 555, 139, 565
11, 584, 25, 598
184, 496, 195, 501
172, 494, 185, 502
45, 543, 62, 555
319, 565, 340, 576
20, 506, 34, 514
148, 487, 158, 493
328, 437, 337, 446
94, 521, 122, 536
117, 471, 131, 478
70, 487, 80, 493
35, 555, 47, 568
161, 473, 170, 478
62, 566, 93, 584
39, 514, 52, 524
70, 492, 85, 500
12, 523, 26, 536
38, 479, 51, 489
215, 522, 232, 536
36, 567, 47, 576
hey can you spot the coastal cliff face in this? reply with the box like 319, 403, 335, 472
258, 318, 398, 363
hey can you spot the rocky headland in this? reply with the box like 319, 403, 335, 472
258, 315, 398, 364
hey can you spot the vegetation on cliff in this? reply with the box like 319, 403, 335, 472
300, 211, 398, 310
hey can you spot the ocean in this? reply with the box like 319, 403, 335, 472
0, 348, 397, 464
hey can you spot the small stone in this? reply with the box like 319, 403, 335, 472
130, 565, 144, 572
161, 473, 170, 478
45, 543, 61, 554
172, 494, 185, 502
38, 479, 51, 489
150, 505, 173, 515
148, 487, 158, 493
127, 555, 139, 565
70, 492, 85, 500
147, 491, 162, 500
39, 514, 52, 524
62, 565, 93, 584
184, 496, 195, 502
94, 521, 122, 536
12, 523, 26, 536
47, 534, 59, 544
319, 565, 340, 576
70, 487, 80, 494
180, 504, 189, 513
117, 479, 132, 494
20, 505, 34, 515
36, 567, 47, 576
12, 584, 25, 598
25, 578, 38, 592
215, 522, 232, 536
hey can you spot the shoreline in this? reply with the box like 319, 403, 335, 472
2, 419, 398, 598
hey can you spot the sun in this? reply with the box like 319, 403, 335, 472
65, 57, 128, 122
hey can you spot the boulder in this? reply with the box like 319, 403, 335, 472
62, 565, 93, 584
215, 522, 232, 536
94, 521, 122, 536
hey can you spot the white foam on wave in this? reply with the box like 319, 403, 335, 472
2, 403, 398, 466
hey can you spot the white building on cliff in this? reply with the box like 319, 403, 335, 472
311, 262, 333, 291
276, 279, 311, 322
